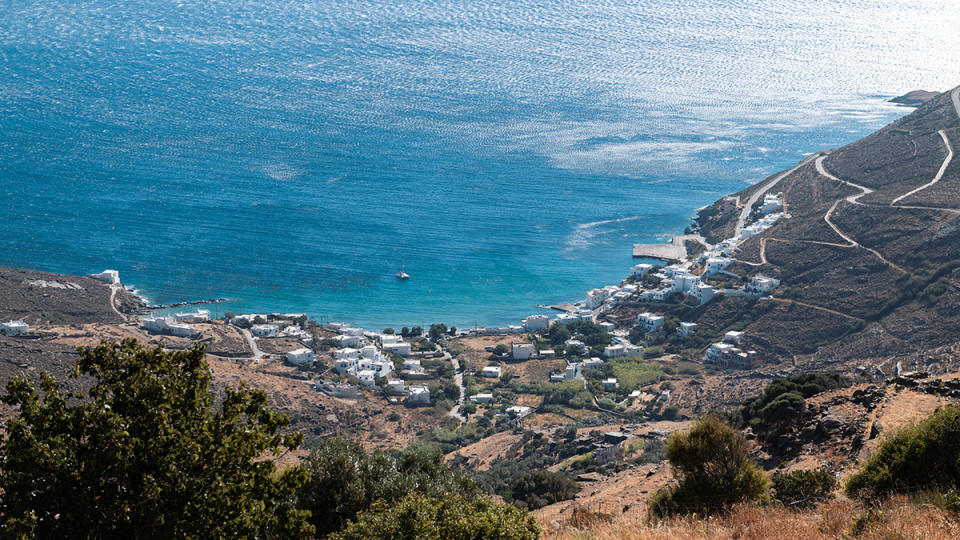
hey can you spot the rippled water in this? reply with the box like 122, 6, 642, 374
1, 1, 958, 327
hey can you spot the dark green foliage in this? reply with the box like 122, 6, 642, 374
331, 492, 539, 540
383, 327, 395, 334
740, 373, 851, 433
299, 441, 482, 536
866, 261, 960, 321
649, 415, 768, 518
772, 468, 836, 507
662, 406, 680, 420
0, 340, 311, 538
428, 323, 448, 340
846, 405, 960, 499
548, 322, 571, 346
565, 321, 612, 348
493, 343, 510, 356
510, 470, 579, 510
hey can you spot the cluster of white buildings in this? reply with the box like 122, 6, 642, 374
704, 331, 759, 369
141, 315, 198, 337
638, 265, 716, 306
603, 342, 644, 358
0, 320, 29, 336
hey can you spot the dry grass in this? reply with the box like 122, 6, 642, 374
544, 496, 960, 539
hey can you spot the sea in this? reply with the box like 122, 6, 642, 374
1, 0, 958, 329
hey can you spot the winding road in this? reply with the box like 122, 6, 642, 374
891, 130, 953, 205
447, 352, 466, 422
108, 283, 129, 322
241, 328, 267, 362
735, 154, 818, 237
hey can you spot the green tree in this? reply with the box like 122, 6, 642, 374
298, 442, 481, 536
331, 492, 539, 540
428, 323, 448, 340
649, 414, 768, 517
493, 344, 510, 356
0, 340, 311, 538
548, 322, 571, 346
772, 468, 836, 507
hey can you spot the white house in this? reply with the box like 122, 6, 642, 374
604, 343, 644, 358
565, 339, 587, 354
577, 309, 595, 322
689, 283, 715, 305
174, 309, 210, 323
383, 341, 412, 356
402, 359, 422, 372
550, 373, 566, 382
640, 288, 669, 302
385, 379, 407, 394
602, 378, 619, 390
506, 405, 533, 419
759, 192, 782, 214
583, 357, 605, 369
677, 322, 697, 337
631, 263, 654, 279
357, 369, 377, 387
314, 381, 359, 399
469, 393, 494, 404
585, 288, 609, 309
335, 348, 360, 360
564, 362, 583, 380
141, 316, 196, 337
340, 327, 364, 336
380, 333, 401, 344
522, 314, 550, 331
704, 257, 734, 276
511, 342, 535, 361
599, 321, 615, 332
555, 312, 580, 327
637, 312, 664, 333
481, 365, 502, 378
704, 342, 757, 369
88, 269, 120, 284
746, 275, 781, 295
285, 348, 316, 366
369, 360, 393, 378
250, 324, 279, 338
327, 321, 348, 331
670, 272, 699, 293
334, 357, 359, 375
407, 385, 431, 405
0, 320, 29, 336
336, 334, 363, 348
724, 331, 744, 344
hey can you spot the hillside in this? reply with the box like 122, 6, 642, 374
644, 86, 960, 376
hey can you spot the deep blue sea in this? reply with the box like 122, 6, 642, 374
1, 1, 958, 328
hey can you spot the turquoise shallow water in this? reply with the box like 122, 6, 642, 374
1, 1, 958, 328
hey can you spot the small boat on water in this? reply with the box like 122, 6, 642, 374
395, 260, 410, 280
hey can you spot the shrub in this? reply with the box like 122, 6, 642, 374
509, 470, 580, 510
0, 340, 311, 538
846, 405, 960, 499
299, 442, 480, 536
331, 492, 539, 540
773, 468, 836, 507
649, 415, 768, 518
662, 406, 680, 420
741, 373, 851, 434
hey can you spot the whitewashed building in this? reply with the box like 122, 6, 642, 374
383, 341, 412, 356
704, 257, 734, 276
522, 314, 550, 331
0, 320, 29, 336
357, 369, 377, 387
251, 324, 279, 338
174, 309, 210, 323
481, 365, 502, 378
631, 263, 654, 279
689, 283, 715, 305
564, 362, 583, 380
759, 192, 782, 214
603, 343, 644, 358
141, 316, 196, 337
407, 385, 431, 405
511, 342, 535, 361
286, 348, 316, 366
637, 312, 664, 333
677, 322, 698, 337
583, 357, 605, 369
565, 339, 587, 354
470, 393, 494, 404
602, 377, 619, 390
746, 275, 781, 295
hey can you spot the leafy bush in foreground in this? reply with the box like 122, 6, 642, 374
773, 468, 837, 508
331, 492, 540, 540
299, 441, 481, 536
846, 404, 960, 499
650, 414, 768, 518
0, 340, 311, 538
